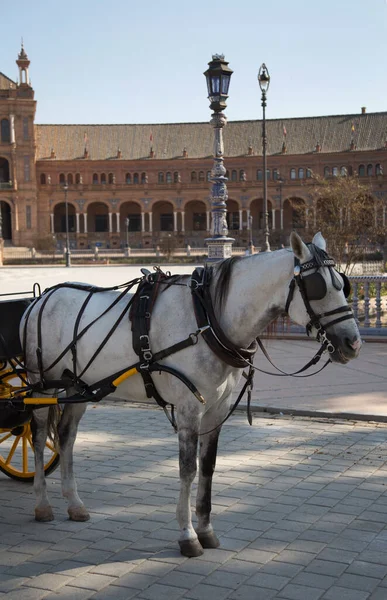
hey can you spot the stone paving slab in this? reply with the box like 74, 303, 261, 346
1, 403, 387, 598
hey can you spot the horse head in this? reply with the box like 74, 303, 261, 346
288, 231, 361, 364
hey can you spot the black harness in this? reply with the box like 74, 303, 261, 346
13, 247, 354, 431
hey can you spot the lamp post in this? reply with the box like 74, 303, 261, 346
248, 214, 253, 254
276, 174, 285, 246
204, 54, 234, 261
63, 182, 71, 267
258, 63, 271, 252
125, 217, 130, 248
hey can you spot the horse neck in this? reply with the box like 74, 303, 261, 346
215, 250, 294, 348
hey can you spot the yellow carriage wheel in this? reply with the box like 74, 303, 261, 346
0, 423, 60, 482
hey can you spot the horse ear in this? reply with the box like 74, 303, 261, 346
312, 232, 327, 251
290, 231, 311, 262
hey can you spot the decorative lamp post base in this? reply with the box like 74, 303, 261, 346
206, 236, 235, 262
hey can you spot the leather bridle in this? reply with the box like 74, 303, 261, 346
285, 249, 354, 354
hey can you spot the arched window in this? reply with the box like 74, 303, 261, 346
133, 172, 139, 184
93, 173, 99, 184
141, 172, 147, 184
75, 173, 81, 184
166, 172, 172, 183
40, 173, 46, 185
358, 164, 365, 177
324, 167, 330, 178
239, 170, 246, 181
158, 172, 164, 184
340, 166, 347, 177
108, 173, 114, 184
206, 170, 211, 181
298, 168, 304, 179
198, 171, 205, 182
256, 169, 263, 181
67, 173, 73, 185
273, 169, 279, 181
231, 170, 237, 182
59, 173, 66, 184
1, 119, 10, 143
332, 167, 338, 177
376, 163, 383, 175
266, 169, 271, 180
126, 173, 131, 184
290, 168, 296, 180
367, 164, 373, 176
174, 171, 179, 183
306, 168, 312, 178
101, 173, 107, 184
191, 171, 197, 182
225, 170, 230, 179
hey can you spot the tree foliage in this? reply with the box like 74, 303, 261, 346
303, 174, 385, 273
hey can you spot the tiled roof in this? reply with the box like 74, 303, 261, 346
35, 112, 387, 161
0, 72, 16, 90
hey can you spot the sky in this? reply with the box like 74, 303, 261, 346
2, 0, 387, 125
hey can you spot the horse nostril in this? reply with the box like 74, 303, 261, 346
346, 337, 362, 352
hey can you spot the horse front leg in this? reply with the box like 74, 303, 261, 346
176, 413, 203, 557
58, 401, 89, 521
195, 421, 222, 549
32, 406, 54, 521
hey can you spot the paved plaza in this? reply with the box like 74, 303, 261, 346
0, 265, 387, 598
1, 404, 387, 599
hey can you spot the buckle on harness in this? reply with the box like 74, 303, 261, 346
190, 278, 202, 291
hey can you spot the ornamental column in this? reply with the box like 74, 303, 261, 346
108, 212, 113, 233
83, 213, 88, 233
206, 210, 210, 231
239, 209, 243, 231
75, 212, 80, 234
116, 213, 120, 233
271, 209, 276, 230
181, 211, 185, 232
10, 114, 15, 144
149, 212, 153, 233
141, 212, 145, 232
50, 213, 54, 233
173, 211, 177, 232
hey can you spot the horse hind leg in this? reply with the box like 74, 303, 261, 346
32, 405, 55, 521
58, 400, 89, 521
176, 419, 204, 557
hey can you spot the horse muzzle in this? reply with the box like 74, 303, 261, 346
328, 333, 362, 364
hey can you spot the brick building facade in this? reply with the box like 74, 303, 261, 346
0, 46, 386, 250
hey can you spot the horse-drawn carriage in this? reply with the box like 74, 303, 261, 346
0, 287, 59, 481
0, 233, 362, 557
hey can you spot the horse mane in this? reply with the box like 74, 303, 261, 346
212, 256, 242, 312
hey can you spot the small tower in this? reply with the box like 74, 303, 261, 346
16, 42, 31, 86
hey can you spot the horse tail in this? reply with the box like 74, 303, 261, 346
47, 405, 62, 453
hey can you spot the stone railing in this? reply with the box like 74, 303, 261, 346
350, 275, 387, 335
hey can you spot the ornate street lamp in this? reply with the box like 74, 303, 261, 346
63, 182, 71, 267
204, 54, 234, 261
258, 63, 271, 252
125, 217, 130, 248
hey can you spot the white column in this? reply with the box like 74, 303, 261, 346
83, 213, 88, 234
108, 212, 113, 233
75, 212, 80, 234
50, 213, 54, 233
181, 211, 185, 232
149, 212, 153, 233
247, 208, 251, 224
10, 114, 15, 144
116, 212, 120, 233
239, 209, 243, 231
206, 210, 210, 231
173, 211, 177, 232
141, 212, 145, 232
271, 209, 276, 230
280, 208, 284, 230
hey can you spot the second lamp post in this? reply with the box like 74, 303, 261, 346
63, 182, 71, 267
258, 63, 271, 252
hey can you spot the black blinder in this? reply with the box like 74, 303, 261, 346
339, 272, 351, 298
303, 272, 327, 301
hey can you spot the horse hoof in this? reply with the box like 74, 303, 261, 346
179, 539, 204, 557
68, 506, 90, 522
197, 531, 220, 549
35, 507, 54, 522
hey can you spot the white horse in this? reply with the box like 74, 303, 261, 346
21, 232, 361, 557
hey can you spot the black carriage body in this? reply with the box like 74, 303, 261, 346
0, 298, 34, 430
